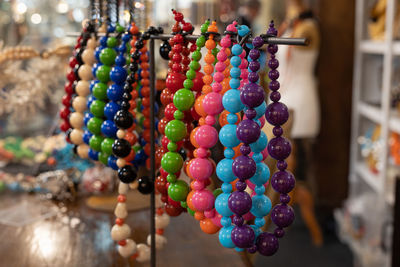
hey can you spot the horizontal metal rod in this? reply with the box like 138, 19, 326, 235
66, 32, 308, 46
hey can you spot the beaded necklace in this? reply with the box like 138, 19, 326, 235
242, 35, 271, 253
69, 22, 97, 159
101, 23, 131, 170
60, 27, 86, 135
111, 25, 169, 263
114, 23, 140, 168
157, 10, 190, 217
86, 22, 119, 165
187, 21, 222, 234
216, 21, 244, 248
112, 25, 162, 187
257, 21, 295, 256
228, 24, 265, 250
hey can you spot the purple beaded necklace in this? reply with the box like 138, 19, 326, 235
255, 21, 296, 256
226, 21, 296, 255
228, 36, 265, 249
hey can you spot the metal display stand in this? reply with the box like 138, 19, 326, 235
147, 33, 306, 267
67, 31, 307, 267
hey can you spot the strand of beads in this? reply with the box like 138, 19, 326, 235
137, 28, 153, 169
237, 25, 250, 91
228, 31, 266, 251
122, 23, 140, 167
185, 20, 221, 233
162, 24, 190, 207
87, 23, 119, 166
111, 183, 169, 262
257, 21, 295, 256
187, 21, 222, 234
68, 26, 91, 149
86, 23, 116, 162
243, 36, 272, 254
178, 15, 197, 165
69, 22, 97, 159
60, 28, 85, 135
216, 21, 243, 248
185, 21, 209, 216
113, 26, 162, 189
82, 24, 106, 160
157, 10, 187, 217
111, 26, 169, 262
101, 23, 130, 170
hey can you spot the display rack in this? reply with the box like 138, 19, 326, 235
346, 0, 399, 266
67, 29, 306, 267
146, 32, 306, 267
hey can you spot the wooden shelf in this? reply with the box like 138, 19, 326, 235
358, 102, 381, 124
355, 162, 383, 193
360, 40, 400, 55
389, 112, 400, 134
358, 102, 400, 134
360, 40, 386, 54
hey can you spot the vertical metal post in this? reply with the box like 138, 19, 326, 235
149, 37, 156, 267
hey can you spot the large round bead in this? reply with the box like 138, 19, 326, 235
168, 180, 189, 202
99, 47, 117, 65
69, 112, 84, 129
236, 119, 260, 144
165, 120, 187, 142
89, 135, 103, 151
194, 125, 218, 148
101, 120, 118, 138
173, 89, 194, 111
250, 195, 271, 217
215, 193, 233, 217
110, 66, 127, 84
191, 189, 215, 211
271, 203, 295, 228
78, 64, 93, 80
107, 84, 124, 101
222, 89, 244, 113
92, 82, 108, 100
161, 152, 183, 174
267, 136, 291, 160
231, 225, 255, 248
265, 102, 289, 126
76, 80, 90, 96
104, 102, 120, 120
101, 137, 115, 155
72, 96, 87, 112
189, 158, 213, 181
203, 92, 223, 116
270, 170, 295, 194
112, 139, 131, 158
250, 163, 270, 186
219, 124, 240, 148
165, 72, 185, 93
95, 65, 111, 83
232, 155, 256, 180
216, 158, 235, 183
90, 100, 105, 117
87, 117, 103, 135
256, 232, 279, 256
114, 110, 133, 129
118, 165, 137, 183
228, 190, 252, 215
240, 82, 264, 108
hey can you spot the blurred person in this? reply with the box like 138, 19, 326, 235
237, 0, 261, 29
